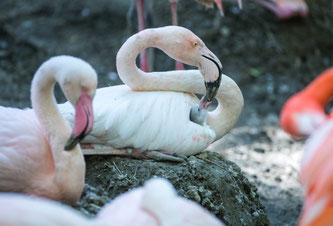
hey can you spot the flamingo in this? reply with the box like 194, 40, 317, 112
0, 178, 225, 225
0, 56, 97, 205
59, 26, 243, 160
298, 117, 333, 226
96, 177, 225, 226
280, 68, 333, 138
279, 68, 333, 225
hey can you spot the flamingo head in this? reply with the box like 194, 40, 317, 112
152, 26, 222, 108
57, 58, 97, 150
280, 93, 326, 138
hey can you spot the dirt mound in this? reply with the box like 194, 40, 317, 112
75, 151, 269, 225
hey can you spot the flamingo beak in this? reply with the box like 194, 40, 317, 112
65, 91, 94, 151
200, 54, 222, 106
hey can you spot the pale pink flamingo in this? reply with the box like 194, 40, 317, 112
59, 26, 243, 160
0, 178, 225, 225
0, 56, 97, 205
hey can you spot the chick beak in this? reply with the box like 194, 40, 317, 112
199, 95, 212, 109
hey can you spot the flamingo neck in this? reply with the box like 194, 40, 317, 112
30, 60, 83, 188
116, 28, 197, 92
301, 69, 333, 107
206, 74, 244, 140
31, 64, 71, 150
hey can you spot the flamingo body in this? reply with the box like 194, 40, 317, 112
60, 26, 243, 157
299, 119, 333, 226
0, 108, 56, 196
280, 68, 333, 225
60, 85, 215, 155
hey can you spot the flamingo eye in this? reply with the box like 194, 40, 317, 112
193, 41, 198, 47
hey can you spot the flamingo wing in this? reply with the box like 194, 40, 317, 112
0, 107, 53, 194
59, 85, 216, 156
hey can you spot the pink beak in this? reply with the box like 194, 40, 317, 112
65, 91, 94, 151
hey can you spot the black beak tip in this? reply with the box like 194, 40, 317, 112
64, 135, 80, 151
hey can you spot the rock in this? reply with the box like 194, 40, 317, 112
76, 152, 269, 225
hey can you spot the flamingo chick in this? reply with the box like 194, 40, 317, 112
59, 26, 243, 159
97, 177, 225, 226
280, 68, 333, 138
0, 56, 97, 205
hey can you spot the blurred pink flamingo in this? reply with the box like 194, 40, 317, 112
0, 178, 225, 226
279, 68, 333, 225
0, 56, 97, 205
298, 116, 333, 226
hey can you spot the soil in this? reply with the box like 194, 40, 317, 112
0, 0, 332, 225
75, 152, 269, 225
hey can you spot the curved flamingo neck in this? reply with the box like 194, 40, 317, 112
116, 28, 198, 92
301, 69, 333, 107
30, 60, 79, 168
30, 59, 85, 204
207, 74, 244, 140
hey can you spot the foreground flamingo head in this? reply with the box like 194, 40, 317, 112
150, 26, 223, 103
97, 177, 225, 226
280, 94, 326, 138
54, 57, 97, 150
